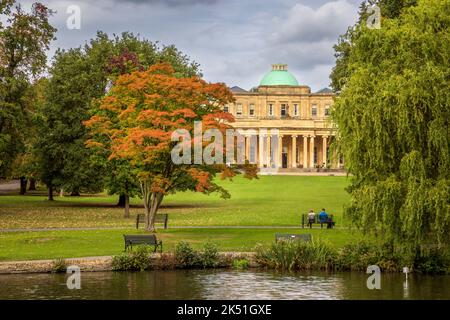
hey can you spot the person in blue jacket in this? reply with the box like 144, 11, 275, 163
318, 208, 328, 226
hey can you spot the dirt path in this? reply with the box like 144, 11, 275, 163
0, 180, 19, 194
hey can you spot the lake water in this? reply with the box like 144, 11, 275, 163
0, 270, 448, 300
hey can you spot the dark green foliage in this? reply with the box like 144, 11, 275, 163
0, 2, 56, 176
413, 248, 450, 274
174, 241, 220, 268
331, 0, 450, 262
111, 245, 152, 271
35, 48, 106, 196
336, 241, 403, 272
201, 242, 220, 268
174, 241, 201, 268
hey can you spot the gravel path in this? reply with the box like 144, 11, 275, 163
0, 225, 348, 232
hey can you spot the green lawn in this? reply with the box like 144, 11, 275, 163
0, 176, 350, 229
0, 175, 360, 261
0, 228, 364, 261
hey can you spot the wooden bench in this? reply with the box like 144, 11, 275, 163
301, 214, 336, 229
275, 233, 312, 242
123, 234, 163, 252
136, 214, 168, 229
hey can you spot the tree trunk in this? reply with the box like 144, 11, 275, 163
19, 177, 27, 195
145, 192, 164, 232
28, 178, 36, 191
117, 194, 126, 207
48, 184, 54, 201
124, 194, 130, 219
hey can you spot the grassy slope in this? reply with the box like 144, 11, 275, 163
0, 176, 350, 229
0, 175, 361, 261
0, 228, 364, 261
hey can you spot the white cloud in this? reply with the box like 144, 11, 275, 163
19, 0, 360, 91
269, 0, 358, 44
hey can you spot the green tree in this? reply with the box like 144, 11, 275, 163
35, 48, 106, 199
330, 0, 418, 92
0, 1, 56, 177
36, 31, 201, 204
332, 0, 450, 262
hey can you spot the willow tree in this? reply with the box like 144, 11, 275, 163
332, 0, 449, 262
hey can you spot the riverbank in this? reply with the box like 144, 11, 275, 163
0, 252, 258, 274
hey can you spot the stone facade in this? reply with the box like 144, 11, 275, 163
225, 64, 343, 172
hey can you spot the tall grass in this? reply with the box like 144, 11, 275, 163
255, 239, 337, 271
255, 240, 450, 274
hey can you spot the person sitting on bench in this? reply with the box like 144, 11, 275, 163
318, 208, 328, 227
307, 209, 316, 229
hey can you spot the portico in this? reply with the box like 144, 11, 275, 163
238, 131, 338, 170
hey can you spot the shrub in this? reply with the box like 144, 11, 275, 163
51, 258, 67, 273
201, 242, 219, 268
414, 249, 450, 274
174, 241, 201, 268
174, 241, 221, 269
336, 241, 404, 272
336, 241, 379, 271
232, 258, 249, 270
112, 245, 152, 271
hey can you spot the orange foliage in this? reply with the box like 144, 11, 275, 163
188, 168, 211, 192
84, 63, 251, 197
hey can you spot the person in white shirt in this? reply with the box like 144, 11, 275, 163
307, 209, 316, 229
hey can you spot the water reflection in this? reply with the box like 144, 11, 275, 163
0, 270, 448, 300
196, 271, 343, 299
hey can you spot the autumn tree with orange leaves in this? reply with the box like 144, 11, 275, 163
85, 63, 257, 231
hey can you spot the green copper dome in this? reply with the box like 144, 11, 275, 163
259, 64, 299, 86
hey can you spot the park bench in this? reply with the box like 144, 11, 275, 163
275, 233, 312, 242
301, 214, 336, 229
123, 234, 163, 252
136, 213, 168, 229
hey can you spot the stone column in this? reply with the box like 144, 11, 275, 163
291, 135, 297, 168
258, 134, 265, 168
303, 135, 308, 168
309, 135, 315, 168
278, 135, 283, 168
245, 135, 250, 162
266, 134, 271, 167
322, 136, 328, 167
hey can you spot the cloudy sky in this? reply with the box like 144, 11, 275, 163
20, 0, 361, 91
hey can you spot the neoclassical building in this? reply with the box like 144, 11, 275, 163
225, 64, 343, 172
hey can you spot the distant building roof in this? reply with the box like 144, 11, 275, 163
315, 87, 333, 94
230, 86, 248, 93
